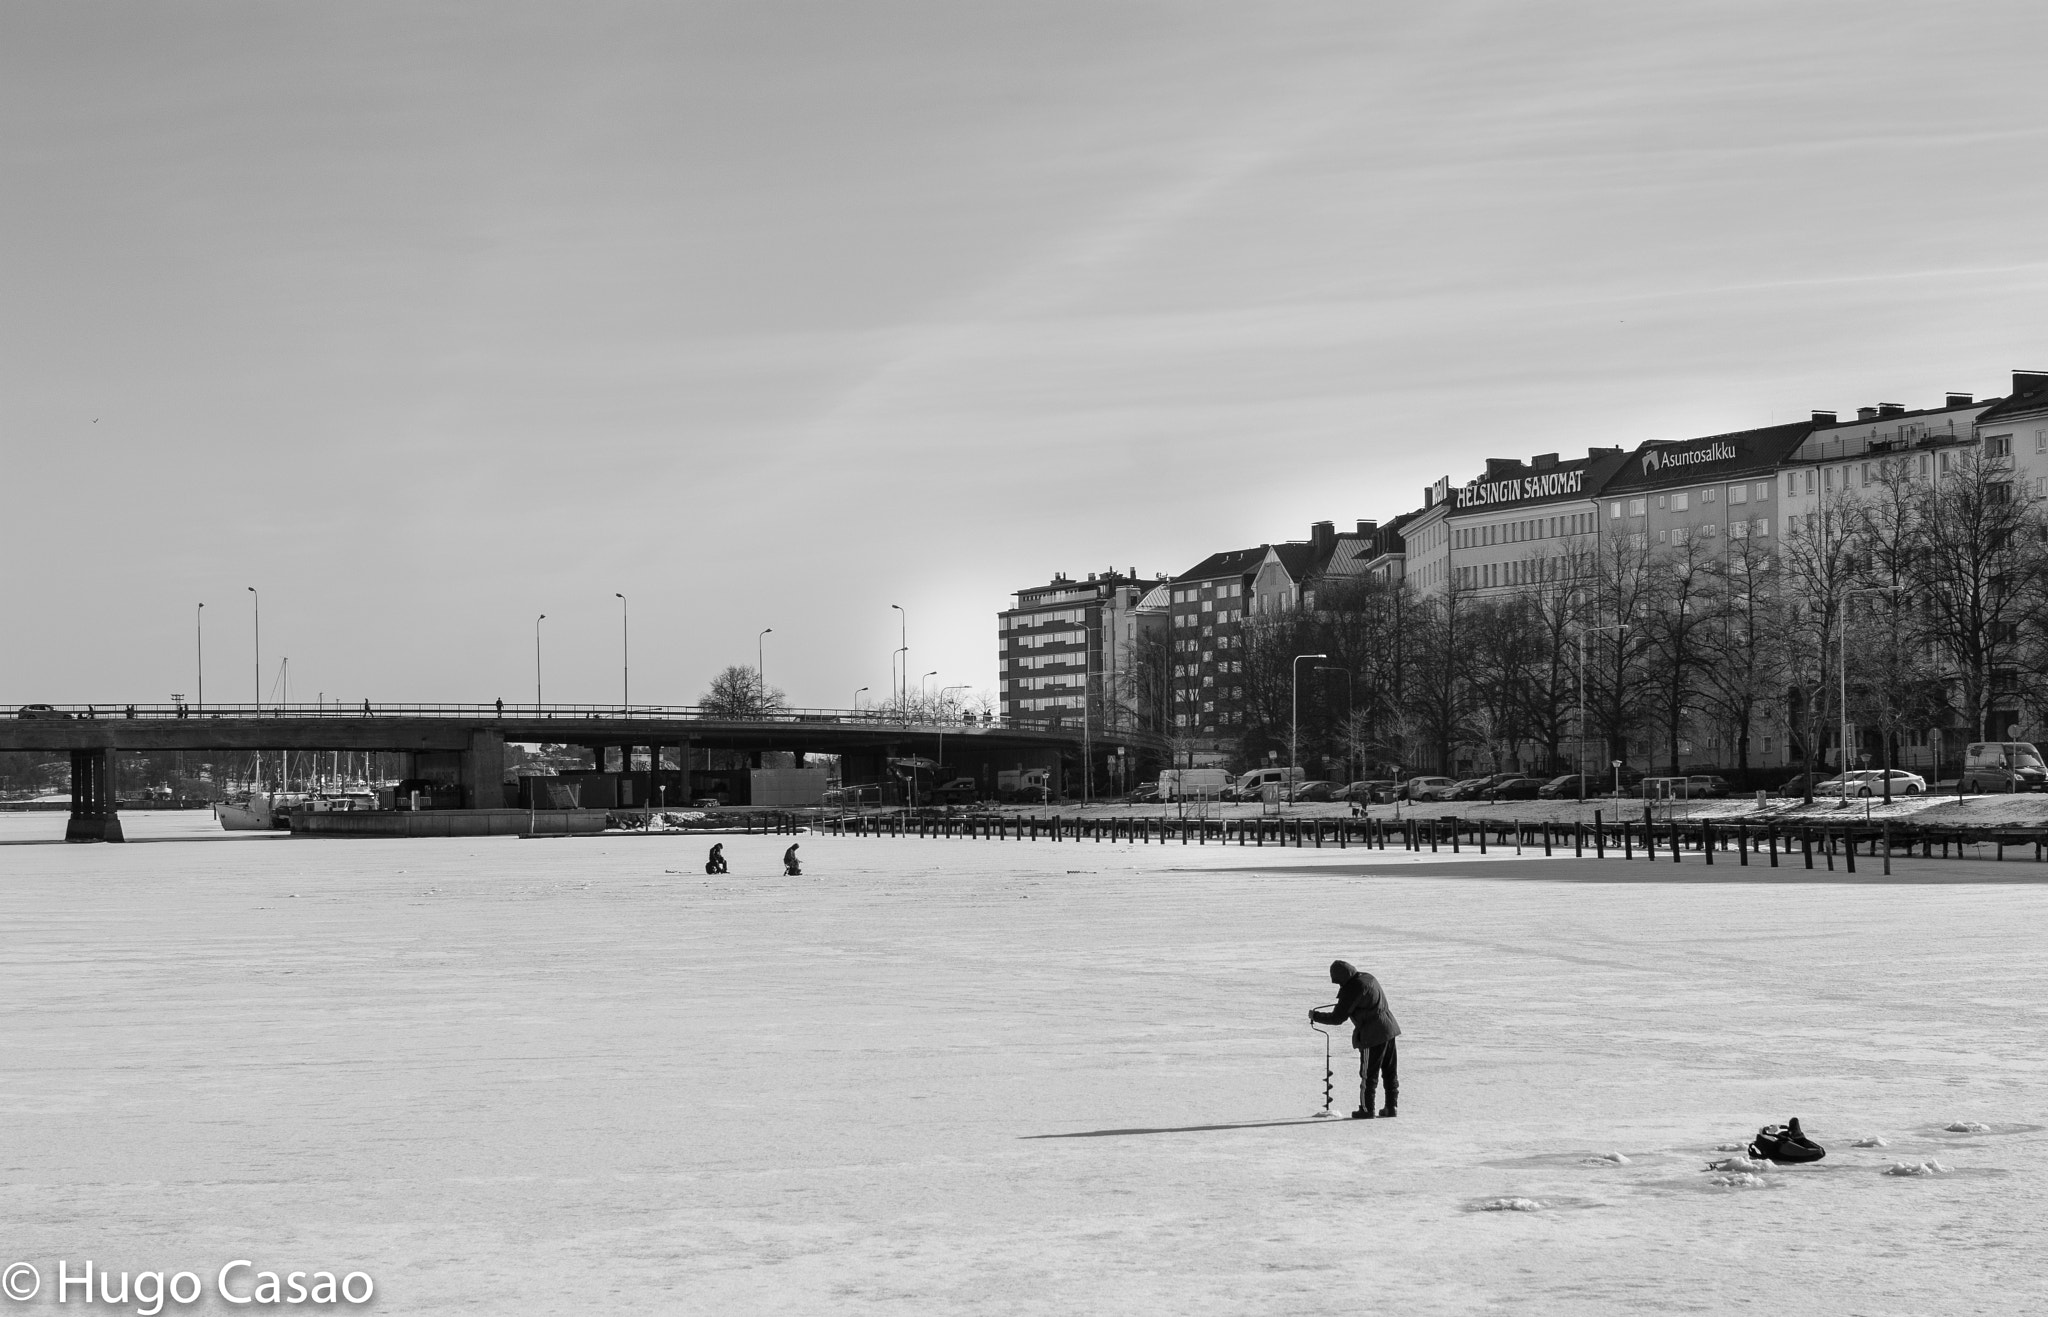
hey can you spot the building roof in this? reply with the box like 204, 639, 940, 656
1976, 385, 2048, 425
1599, 421, 1815, 493
1174, 545, 1267, 585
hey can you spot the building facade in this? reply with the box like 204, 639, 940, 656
1448, 448, 1624, 596
999, 571, 1167, 733
1167, 547, 1263, 764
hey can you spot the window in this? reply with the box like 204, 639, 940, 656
1861, 462, 1871, 485
1628, 498, 1646, 517
1940, 452, 1951, 473
1671, 527, 1688, 545
1729, 484, 1747, 505
1731, 520, 1749, 539
1610, 502, 1622, 520
1658, 529, 1669, 544
1705, 487, 1718, 503
1699, 522, 1717, 538
1671, 492, 1689, 512
1755, 482, 1770, 501
1754, 518, 1769, 538
1657, 495, 1668, 510
1824, 467, 1833, 491
1805, 470, 1815, 494
2036, 429, 2047, 455
1987, 434, 2012, 459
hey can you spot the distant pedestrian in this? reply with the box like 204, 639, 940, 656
362, 699, 372, 716
705, 843, 728, 874
1310, 959, 1401, 1119
783, 842, 802, 876
495, 697, 504, 717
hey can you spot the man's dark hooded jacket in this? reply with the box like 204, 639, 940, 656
1312, 961, 1400, 1049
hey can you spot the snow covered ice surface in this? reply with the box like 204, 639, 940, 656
2, 813, 2046, 1314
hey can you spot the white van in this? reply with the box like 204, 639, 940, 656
1159, 769, 1230, 800
1234, 766, 1305, 799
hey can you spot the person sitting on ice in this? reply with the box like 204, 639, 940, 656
705, 842, 729, 875
1310, 959, 1402, 1119
783, 842, 802, 876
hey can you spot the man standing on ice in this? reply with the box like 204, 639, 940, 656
1310, 960, 1401, 1119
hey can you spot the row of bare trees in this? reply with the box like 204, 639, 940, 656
1210, 449, 2048, 783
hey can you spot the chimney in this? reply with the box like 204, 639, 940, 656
1812, 410, 1837, 425
1856, 406, 1878, 422
1310, 521, 1335, 553
2015, 371, 2048, 397
1355, 519, 1377, 537
1484, 457, 1519, 480
1946, 393, 1973, 408
1878, 402, 1906, 418
1587, 446, 1621, 458
1532, 452, 1559, 469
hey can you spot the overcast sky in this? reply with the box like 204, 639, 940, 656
4, 1, 2046, 710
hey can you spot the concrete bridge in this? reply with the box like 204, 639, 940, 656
1, 703, 1160, 840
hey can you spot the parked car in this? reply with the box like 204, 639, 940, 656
1960, 741, 2048, 793
1827, 769, 1926, 797
1445, 772, 1526, 802
1336, 780, 1395, 804
1685, 775, 1734, 798
1777, 771, 1835, 798
1399, 776, 1455, 801
929, 777, 979, 805
1538, 774, 1588, 799
1486, 776, 1544, 801
15, 704, 71, 719
1288, 780, 1337, 802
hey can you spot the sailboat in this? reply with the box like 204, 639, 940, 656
214, 658, 307, 830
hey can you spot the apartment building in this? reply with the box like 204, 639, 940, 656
1167, 546, 1264, 763
1974, 371, 2048, 496
999, 570, 1166, 731
1598, 421, 1813, 566
1777, 395, 1994, 537
1447, 448, 1625, 595
1400, 482, 1455, 598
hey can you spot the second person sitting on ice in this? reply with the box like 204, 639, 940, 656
1310, 958, 1401, 1119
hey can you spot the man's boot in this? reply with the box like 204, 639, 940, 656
1351, 1107, 1374, 1119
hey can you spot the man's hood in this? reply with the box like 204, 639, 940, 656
1329, 959, 1355, 981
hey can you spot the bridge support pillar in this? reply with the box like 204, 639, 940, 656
65, 749, 125, 842
462, 729, 508, 809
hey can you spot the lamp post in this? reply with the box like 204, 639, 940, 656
1314, 665, 1353, 786
246, 587, 259, 712
922, 670, 938, 705
1290, 653, 1329, 807
535, 614, 546, 709
1577, 622, 1628, 799
938, 684, 970, 780
891, 604, 907, 705
195, 603, 204, 714
614, 593, 629, 711
854, 686, 868, 714
758, 628, 773, 704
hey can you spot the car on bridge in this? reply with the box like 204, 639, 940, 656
15, 704, 72, 719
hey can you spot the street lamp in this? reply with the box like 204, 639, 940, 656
535, 614, 546, 709
1314, 666, 1353, 786
759, 628, 773, 702
922, 670, 938, 705
853, 686, 868, 713
615, 593, 629, 711
1290, 653, 1329, 806
1577, 622, 1628, 799
891, 604, 907, 704
195, 603, 205, 714
246, 587, 259, 712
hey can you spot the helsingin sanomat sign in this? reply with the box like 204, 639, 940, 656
1454, 468, 1583, 509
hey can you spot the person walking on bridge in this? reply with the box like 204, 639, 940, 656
1310, 959, 1401, 1119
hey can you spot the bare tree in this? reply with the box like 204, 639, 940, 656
1641, 532, 1721, 774
1781, 487, 1860, 794
1698, 521, 1787, 779
698, 665, 786, 719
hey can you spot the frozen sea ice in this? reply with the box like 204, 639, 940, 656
1944, 1121, 1991, 1133
1481, 1198, 1545, 1212
1884, 1161, 1951, 1177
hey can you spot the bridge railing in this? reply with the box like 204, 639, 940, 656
7, 701, 1100, 735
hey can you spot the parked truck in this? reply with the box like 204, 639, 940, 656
997, 768, 1053, 803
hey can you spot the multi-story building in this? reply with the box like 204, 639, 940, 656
1598, 421, 1812, 567
1973, 371, 2048, 496
1447, 448, 1624, 596
1401, 481, 1455, 598
1778, 396, 1994, 538
999, 571, 1167, 732
1167, 547, 1264, 763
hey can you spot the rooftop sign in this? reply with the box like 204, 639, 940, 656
1454, 467, 1584, 509
1640, 440, 1736, 475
